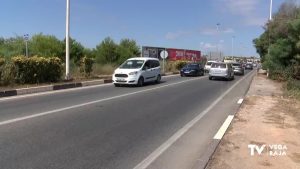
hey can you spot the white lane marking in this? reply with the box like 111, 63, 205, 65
0, 75, 180, 102
0, 76, 204, 126
213, 115, 234, 140
133, 71, 254, 169
237, 98, 244, 104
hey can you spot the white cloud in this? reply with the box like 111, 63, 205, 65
200, 27, 235, 35
218, 0, 267, 26
165, 31, 191, 40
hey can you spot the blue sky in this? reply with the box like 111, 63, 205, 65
0, 0, 290, 56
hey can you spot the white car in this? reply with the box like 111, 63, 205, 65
112, 57, 161, 87
204, 60, 217, 73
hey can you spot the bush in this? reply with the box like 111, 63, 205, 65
0, 57, 5, 82
79, 56, 95, 77
12, 56, 63, 84
174, 61, 189, 70
1, 63, 16, 86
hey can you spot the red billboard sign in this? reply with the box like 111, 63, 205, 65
167, 48, 201, 61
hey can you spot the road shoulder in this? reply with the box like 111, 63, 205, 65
206, 74, 300, 169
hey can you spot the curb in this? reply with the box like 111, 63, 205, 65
0, 79, 110, 98
0, 72, 178, 98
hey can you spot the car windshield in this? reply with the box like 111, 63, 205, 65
232, 63, 241, 67
119, 60, 144, 69
185, 64, 199, 68
206, 62, 214, 65
211, 63, 226, 68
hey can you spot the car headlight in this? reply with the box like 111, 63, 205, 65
129, 71, 138, 76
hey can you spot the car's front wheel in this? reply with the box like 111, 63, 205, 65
209, 76, 213, 80
137, 77, 144, 87
155, 75, 161, 84
114, 83, 121, 87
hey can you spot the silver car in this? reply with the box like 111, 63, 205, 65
209, 62, 234, 80
232, 62, 244, 75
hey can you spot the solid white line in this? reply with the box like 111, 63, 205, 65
0, 75, 180, 102
237, 98, 244, 104
133, 71, 254, 169
0, 76, 203, 126
213, 115, 234, 140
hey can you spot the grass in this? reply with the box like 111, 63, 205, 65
285, 79, 300, 100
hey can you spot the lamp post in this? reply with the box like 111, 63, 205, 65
24, 34, 29, 57
65, 0, 70, 80
231, 36, 235, 58
269, 0, 273, 21
216, 23, 221, 61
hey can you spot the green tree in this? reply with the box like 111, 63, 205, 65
30, 33, 64, 59
0, 36, 25, 57
66, 38, 85, 65
95, 37, 118, 64
116, 39, 140, 64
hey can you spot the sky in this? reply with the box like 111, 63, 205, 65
0, 0, 291, 57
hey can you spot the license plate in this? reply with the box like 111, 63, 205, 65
184, 71, 190, 74
117, 78, 125, 81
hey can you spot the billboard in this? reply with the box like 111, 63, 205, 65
142, 46, 201, 61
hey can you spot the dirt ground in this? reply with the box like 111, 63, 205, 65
206, 74, 300, 169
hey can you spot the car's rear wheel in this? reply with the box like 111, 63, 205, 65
155, 75, 161, 84
209, 76, 213, 80
137, 77, 144, 87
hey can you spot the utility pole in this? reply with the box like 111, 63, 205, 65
270, 0, 273, 21
231, 36, 235, 58
24, 34, 29, 57
65, 0, 70, 80
216, 23, 221, 61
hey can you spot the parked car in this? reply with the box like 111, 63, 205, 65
180, 63, 204, 77
209, 62, 234, 80
112, 57, 161, 87
232, 62, 244, 75
245, 63, 253, 70
204, 60, 217, 73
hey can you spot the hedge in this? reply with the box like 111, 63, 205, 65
12, 56, 63, 83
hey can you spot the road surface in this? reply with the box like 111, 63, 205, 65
0, 70, 255, 169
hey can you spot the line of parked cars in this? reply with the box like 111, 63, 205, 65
111, 57, 252, 87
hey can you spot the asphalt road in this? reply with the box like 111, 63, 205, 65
0, 70, 255, 169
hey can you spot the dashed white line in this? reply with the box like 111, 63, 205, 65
213, 115, 234, 140
237, 98, 244, 104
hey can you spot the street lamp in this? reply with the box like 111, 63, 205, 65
24, 34, 29, 57
216, 23, 221, 60
65, 0, 70, 80
269, 0, 273, 21
231, 36, 235, 57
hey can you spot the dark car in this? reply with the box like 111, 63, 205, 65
245, 63, 253, 70
180, 63, 204, 77
232, 63, 244, 75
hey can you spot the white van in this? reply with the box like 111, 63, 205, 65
112, 57, 161, 87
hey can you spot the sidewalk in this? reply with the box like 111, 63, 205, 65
206, 74, 300, 169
